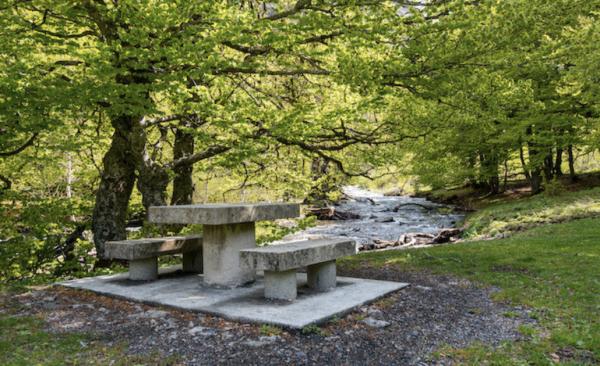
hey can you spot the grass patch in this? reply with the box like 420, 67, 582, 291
340, 217, 600, 364
463, 187, 600, 239
301, 324, 328, 336
259, 324, 283, 336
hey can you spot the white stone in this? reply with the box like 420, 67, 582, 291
142, 310, 169, 318
242, 336, 279, 347
188, 326, 216, 337
362, 317, 391, 328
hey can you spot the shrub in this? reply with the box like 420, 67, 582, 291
543, 179, 566, 197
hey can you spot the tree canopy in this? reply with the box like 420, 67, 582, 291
1, 0, 599, 279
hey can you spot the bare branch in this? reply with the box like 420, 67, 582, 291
166, 144, 232, 168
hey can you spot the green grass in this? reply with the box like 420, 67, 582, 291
340, 217, 600, 364
259, 324, 283, 336
463, 187, 600, 239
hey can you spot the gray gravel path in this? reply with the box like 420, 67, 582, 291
7, 266, 534, 365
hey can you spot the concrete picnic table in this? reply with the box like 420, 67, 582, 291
148, 203, 300, 287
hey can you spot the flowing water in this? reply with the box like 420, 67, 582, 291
284, 186, 464, 246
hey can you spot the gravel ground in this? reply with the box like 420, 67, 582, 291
6, 267, 534, 365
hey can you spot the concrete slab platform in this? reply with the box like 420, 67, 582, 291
58, 266, 408, 329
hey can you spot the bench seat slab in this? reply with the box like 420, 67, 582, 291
105, 235, 203, 261
240, 238, 356, 272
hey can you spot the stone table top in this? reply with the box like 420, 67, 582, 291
148, 202, 300, 225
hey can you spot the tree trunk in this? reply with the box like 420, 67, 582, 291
526, 127, 543, 194
527, 146, 543, 194
305, 157, 332, 204
137, 155, 170, 211
543, 150, 554, 182
479, 151, 500, 194
530, 168, 543, 194
488, 175, 500, 195
171, 128, 195, 206
519, 144, 531, 182
91, 115, 144, 261
503, 159, 509, 192
567, 144, 577, 182
467, 154, 478, 187
555, 147, 563, 177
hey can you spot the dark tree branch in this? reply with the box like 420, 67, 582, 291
301, 31, 343, 44
222, 41, 271, 56
0, 133, 39, 157
214, 67, 330, 76
0, 174, 11, 190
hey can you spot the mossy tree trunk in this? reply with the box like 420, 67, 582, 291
92, 115, 145, 261
171, 127, 195, 206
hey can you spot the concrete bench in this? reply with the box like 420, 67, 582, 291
105, 235, 203, 280
240, 238, 356, 301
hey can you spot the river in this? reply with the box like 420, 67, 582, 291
283, 186, 464, 248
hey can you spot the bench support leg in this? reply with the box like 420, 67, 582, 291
182, 250, 203, 273
307, 260, 336, 291
264, 270, 297, 301
129, 257, 158, 281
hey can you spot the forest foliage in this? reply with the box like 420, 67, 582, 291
1, 0, 599, 281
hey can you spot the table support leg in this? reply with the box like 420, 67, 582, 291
203, 222, 256, 287
182, 250, 203, 273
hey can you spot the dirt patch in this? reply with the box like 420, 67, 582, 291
491, 264, 532, 275
4, 268, 535, 365
551, 347, 598, 365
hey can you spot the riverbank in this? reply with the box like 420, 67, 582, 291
416, 173, 600, 241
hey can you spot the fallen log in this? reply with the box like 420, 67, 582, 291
359, 229, 462, 251
432, 228, 463, 244
306, 207, 361, 220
